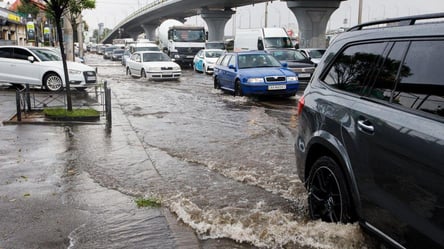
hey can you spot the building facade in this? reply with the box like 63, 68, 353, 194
0, 6, 26, 45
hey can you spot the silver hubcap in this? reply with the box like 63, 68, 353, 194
46, 75, 62, 91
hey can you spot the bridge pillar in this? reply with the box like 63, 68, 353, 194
141, 23, 158, 41
129, 32, 140, 41
199, 8, 235, 41
287, 0, 342, 48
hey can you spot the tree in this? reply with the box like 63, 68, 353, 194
42, 0, 96, 111
66, 0, 95, 57
42, 0, 73, 111
17, 0, 40, 18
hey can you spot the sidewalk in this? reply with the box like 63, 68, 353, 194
0, 89, 199, 249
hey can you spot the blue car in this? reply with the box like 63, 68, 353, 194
213, 51, 299, 96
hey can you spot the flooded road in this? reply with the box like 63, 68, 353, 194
78, 54, 374, 249
0, 54, 376, 249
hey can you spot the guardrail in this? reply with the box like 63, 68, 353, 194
102, 0, 170, 43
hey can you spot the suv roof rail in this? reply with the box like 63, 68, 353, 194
347, 12, 444, 31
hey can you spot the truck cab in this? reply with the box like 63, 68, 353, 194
160, 26, 206, 65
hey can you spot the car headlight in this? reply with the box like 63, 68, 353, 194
287, 76, 298, 81
174, 54, 180, 59
69, 69, 82, 74
174, 66, 181, 71
247, 78, 264, 83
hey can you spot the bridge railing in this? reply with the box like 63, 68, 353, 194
104, 0, 170, 42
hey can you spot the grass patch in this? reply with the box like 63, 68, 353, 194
43, 107, 100, 117
135, 197, 162, 208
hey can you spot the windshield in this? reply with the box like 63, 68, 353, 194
264, 37, 293, 49
307, 49, 325, 58
238, 54, 282, 69
271, 50, 308, 62
113, 49, 124, 54
173, 29, 205, 42
29, 48, 61, 61
206, 43, 225, 50
135, 46, 159, 52
142, 52, 171, 62
205, 51, 224, 58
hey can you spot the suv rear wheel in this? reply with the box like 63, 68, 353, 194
307, 156, 355, 223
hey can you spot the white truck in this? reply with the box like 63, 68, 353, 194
234, 27, 294, 52
158, 23, 206, 65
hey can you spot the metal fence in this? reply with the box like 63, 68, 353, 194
15, 83, 112, 129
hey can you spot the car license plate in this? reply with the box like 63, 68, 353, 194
268, 84, 286, 90
298, 73, 311, 78
87, 76, 96, 81
186, 56, 194, 58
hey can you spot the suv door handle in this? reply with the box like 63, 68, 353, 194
358, 119, 375, 134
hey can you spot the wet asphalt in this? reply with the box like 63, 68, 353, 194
0, 86, 201, 249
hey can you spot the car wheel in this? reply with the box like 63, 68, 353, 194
234, 79, 243, 97
43, 73, 63, 92
307, 156, 355, 223
213, 77, 220, 89
141, 69, 146, 78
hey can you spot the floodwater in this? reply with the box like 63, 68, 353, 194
1, 54, 377, 249
76, 54, 376, 249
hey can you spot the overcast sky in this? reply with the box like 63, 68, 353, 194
83, 0, 444, 36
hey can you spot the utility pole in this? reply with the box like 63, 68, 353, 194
264, 2, 269, 27
63, 14, 74, 61
358, 0, 363, 24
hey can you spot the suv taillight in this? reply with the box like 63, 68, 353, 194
297, 96, 305, 116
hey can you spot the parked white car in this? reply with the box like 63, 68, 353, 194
0, 46, 97, 91
126, 51, 181, 81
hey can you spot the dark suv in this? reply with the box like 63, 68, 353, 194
295, 14, 444, 249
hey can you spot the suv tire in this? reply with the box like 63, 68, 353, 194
307, 156, 355, 223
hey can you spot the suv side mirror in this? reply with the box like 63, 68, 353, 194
281, 62, 288, 68
27, 56, 35, 63
228, 64, 236, 71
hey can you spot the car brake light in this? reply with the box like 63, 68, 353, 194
297, 96, 305, 116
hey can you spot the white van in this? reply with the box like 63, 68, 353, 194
234, 27, 293, 52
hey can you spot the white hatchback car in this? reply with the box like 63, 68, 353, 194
193, 49, 225, 74
0, 46, 97, 91
126, 51, 181, 81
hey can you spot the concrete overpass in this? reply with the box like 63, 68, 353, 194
102, 0, 345, 48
